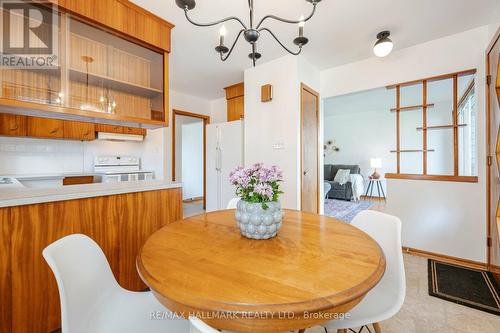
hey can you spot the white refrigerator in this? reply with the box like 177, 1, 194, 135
206, 120, 244, 212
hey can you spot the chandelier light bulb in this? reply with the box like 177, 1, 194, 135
298, 16, 305, 37
219, 25, 227, 37
219, 25, 227, 45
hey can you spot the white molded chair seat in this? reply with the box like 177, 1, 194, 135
43, 234, 189, 333
227, 197, 240, 209
323, 210, 405, 331
189, 317, 223, 333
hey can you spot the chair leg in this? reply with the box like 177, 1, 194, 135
372, 323, 382, 333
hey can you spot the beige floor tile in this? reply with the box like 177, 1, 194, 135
304, 254, 499, 333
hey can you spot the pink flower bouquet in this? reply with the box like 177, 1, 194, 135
229, 163, 283, 209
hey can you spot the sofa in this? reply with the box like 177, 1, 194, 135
324, 164, 361, 201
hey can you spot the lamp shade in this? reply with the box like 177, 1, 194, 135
370, 158, 382, 168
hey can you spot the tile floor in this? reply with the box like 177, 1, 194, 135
183, 200, 205, 218
305, 254, 500, 333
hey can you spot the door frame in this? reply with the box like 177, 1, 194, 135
172, 109, 210, 209
300, 83, 320, 213
486, 27, 500, 273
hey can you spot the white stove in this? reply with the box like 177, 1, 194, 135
94, 156, 154, 183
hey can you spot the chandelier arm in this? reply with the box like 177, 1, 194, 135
184, 8, 248, 30
259, 28, 302, 56
256, 4, 317, 30
220, 29, 246, 61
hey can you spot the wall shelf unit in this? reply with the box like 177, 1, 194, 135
68, 68, 163, 98
390, 104, 435, 112
416, 124, 467, 131
390, 149, 436, 153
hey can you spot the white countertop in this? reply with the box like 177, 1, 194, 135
3, 173, 102, 181
0, 180, 182, 208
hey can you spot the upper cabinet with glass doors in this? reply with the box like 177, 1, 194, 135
0, 0, 172, 128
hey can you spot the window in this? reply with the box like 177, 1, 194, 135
386, 69, 478, 182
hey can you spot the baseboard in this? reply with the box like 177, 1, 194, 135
183, 197, 204, 203
489, 264, 500, 275
403, 247, 488, 271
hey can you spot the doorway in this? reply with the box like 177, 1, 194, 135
300, 83, 320, 213
172, 110, 210, 216
486, 28, 500, 273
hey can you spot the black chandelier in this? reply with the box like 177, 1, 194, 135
175, 0, 322, 66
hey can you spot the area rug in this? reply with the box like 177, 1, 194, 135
428, 259, 500, 316
324, 199, 373, 223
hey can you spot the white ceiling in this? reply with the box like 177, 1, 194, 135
131, 0, 498, 100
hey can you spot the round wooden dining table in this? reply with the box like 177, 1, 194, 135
137, 209, 386, 333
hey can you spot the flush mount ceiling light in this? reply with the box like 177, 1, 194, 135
373, 31, 393, 57
175, 0, 322, 66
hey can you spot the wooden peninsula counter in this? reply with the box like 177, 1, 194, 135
0, 181, 182, 332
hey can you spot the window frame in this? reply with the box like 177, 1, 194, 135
385, 69, 479, 183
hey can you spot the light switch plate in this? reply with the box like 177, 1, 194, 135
273, 140, 284, 150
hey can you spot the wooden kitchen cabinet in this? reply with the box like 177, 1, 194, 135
0, 188, 182, 333
27, 117, 64, 139
123, 126, 147, 136
227, 96, 245, 121
95, 124, 124, 134
63, 176, 95, 185
0, 116, 147, 140
0, 114, 27, 137
49, 0, 172, 52
224, 82, 244, 121
0, 0, 172, 129
63, 121, 96, 141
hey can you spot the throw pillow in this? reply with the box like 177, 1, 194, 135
334, 169, 351, 185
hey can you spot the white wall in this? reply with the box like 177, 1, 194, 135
165, 90, 213, 182
244, 55, 300, 209
181, 121, 204, 200
320, 25, 490, 263
323, 109, 396, 195
244, 55, 320, 210
0, 131, 164, 178
210, 98, 227, 124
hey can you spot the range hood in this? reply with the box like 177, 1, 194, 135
97, 132, 144, 142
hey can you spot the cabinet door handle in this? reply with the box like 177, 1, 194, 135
9, 124, 19, 131
50, 128, 59, 134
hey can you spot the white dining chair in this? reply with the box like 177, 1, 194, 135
227, 197, 240, 209
43, 234, 190, 333
189, 317, 221, 333
322, 210, 405, 333
189, 316, 305, 333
